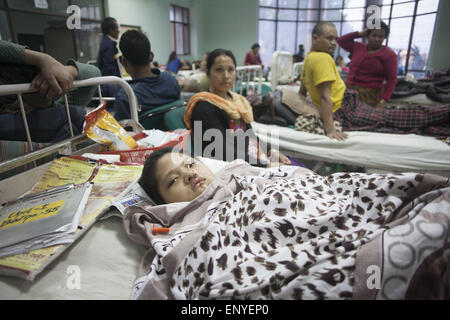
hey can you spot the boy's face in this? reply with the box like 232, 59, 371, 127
313, 24, 338, 55
155, 153, 216, 204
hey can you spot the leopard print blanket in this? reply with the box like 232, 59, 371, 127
131, 168, 449, 300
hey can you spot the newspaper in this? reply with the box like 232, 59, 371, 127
109, 180, 154, 217
0, 156, 143, 280
0, 183, 92, 258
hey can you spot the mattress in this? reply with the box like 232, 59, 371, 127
0, 216, 146, 299
251, 121, 450, 176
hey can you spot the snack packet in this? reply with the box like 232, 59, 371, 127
83, 102, 138, 151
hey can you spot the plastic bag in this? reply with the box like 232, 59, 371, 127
83, 102, 138, 151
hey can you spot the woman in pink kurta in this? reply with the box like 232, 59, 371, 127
338, 21, 398, 108
244, 43, 263, 66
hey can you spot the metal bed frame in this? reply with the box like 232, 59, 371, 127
270, 51, 296, 89
0, 76, 142, 177
234, 65, 264, 95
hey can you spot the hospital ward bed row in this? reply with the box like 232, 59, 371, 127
257, 51, 450, 177
0, 57, 449, 299
173, 56, 450, 178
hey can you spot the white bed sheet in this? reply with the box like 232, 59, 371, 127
251, 121, 450, 176
0, 216, 145, 300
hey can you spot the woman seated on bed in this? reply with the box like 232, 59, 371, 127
184, 48, 292, 168
337, 21, 397, 108
128, 147, 450, 300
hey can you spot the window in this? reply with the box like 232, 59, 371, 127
382, 0, 439, 78
170, 5, 190, 55
258, 0, 366, 65
2, 0, 106, 63
258, 0, 440, 76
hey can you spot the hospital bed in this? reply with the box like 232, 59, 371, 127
0, 76, 148, 299
0, 75, 228, 299
260, 52, 450, 177
233, 65, 264, 95
251, 121, 450, 177
269, 51, 298, 90
0, 152, 225, 299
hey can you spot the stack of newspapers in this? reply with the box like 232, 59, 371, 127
0, 183, 92, 258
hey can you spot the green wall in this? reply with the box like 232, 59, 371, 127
106, 0, 259, 66
198, 0, 259, 66
428, 0, 450, 71
107, 0, 200, 64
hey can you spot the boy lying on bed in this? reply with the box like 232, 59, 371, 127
123, 147, 450, 300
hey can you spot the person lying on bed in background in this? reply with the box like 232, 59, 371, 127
299, 22, 450, 141
176, 52, 211, 93
125, 146, 450, 300
113, 30, 180, 121
0, 39, 100, 143
184, 48, 292, 168
337, 21, 397, 108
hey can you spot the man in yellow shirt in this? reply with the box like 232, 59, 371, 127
300, 21, 348, 141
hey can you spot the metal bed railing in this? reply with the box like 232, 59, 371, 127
234, 65, 263, 95
270, 51, 295, 89
0, 76, 141, 175
293, 62, 303, 79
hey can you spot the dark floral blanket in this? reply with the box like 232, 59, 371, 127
130, 167, 449, 299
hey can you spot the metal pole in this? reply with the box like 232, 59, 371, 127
17, 94, 33, 151
63, 94, 74, 137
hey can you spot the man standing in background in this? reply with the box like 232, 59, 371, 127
96, 17, 121, 102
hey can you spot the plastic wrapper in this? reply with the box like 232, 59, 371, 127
83, 102, 138, 151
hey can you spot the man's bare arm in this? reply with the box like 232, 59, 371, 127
317, 81, 348, 141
